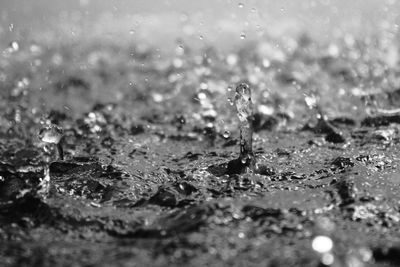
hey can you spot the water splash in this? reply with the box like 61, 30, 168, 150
38, 124, 64, 160
312, 235, 335, 266
234, 82, 255, 171
37, 124, 64, 196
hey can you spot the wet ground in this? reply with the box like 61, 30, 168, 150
1, 33, 400, 266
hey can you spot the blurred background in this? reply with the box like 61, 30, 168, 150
1, 0, 399, 51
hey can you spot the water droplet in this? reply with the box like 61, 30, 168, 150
199, 35, 204, 40
262, 59, 271, 68
223, 130, 231, 139
359, 247, 372, 262
173, 58, 183, 68
39, 124, 63, 144
129, 29, 135, 35
312, 236, 333, 253
176, 45, 185, 55
198, 92, 207, 100
235, 83, 252, 123
226, 54, 238, 66
52, 54, 63, 65
152, 93, 164, 103
258, 105, 274, 116
200, 82, 208, 90
321, 253, 334, 265
238, 3, 244, 8
180, 13, 188, 22
6, 41, 19, 53
39, 124, 64, 161
304, 94, 318, 110
240, 33, 246, 40
235, 83, 255, 170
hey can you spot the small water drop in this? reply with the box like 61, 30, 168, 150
180, 13, 188, 22
238, 3, 244, 8
200, 82, 208, 90
240, 33, 246, 40
304, 94, 318, 110
223, 130, 231, 139
152, 93, 164, 103
198, 92, 207, 100
6, 41, 19, 53
235, 83, 252, 123
262, 59, 271, 68
129, 29, 135, 35
176, 45, 185, 55
321, 253, 334, 265
226, 54, 238, 66
199, 35, 204, 40
38, 124, 64, 160
312, 236, 333, 254
172, 58, 183, 68
235, 83, 255, 171
39, 124, 63, 144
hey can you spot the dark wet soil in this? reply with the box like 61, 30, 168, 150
1, 35, 400, 266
